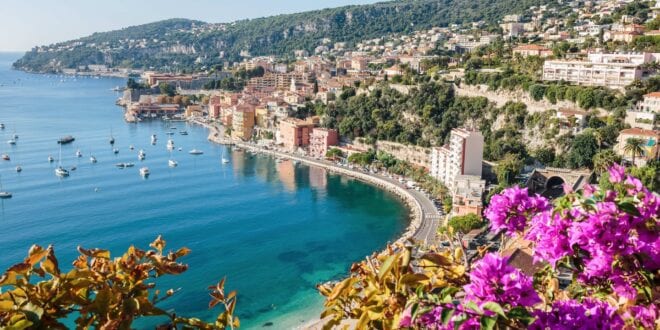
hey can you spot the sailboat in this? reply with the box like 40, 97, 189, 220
76, 149, 82, 157
189, 148, 203, 155
0, 175, 12, 199
7, 137, 16, 145
48, 155, 54, 162
55, 145, 69, 177
151, 134, 157, 144
221, 148, 229, 164
168, 149, 177, 167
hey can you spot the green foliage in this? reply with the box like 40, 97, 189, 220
347, 150, 375, 166
496, 153, 523, 186
325, 147, 344, 159
447, 214, 485, 234
0, 236, 239, 329
159, 82, 176, 96
567, 132, 599, 169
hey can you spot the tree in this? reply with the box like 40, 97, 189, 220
325, 148, 344, 160
567, 132, 598, 169
159, 82, 175, 96
623, 137, 645, 166
447, 213, 484, 234
495, 153, 523, 186
592, 149, 621, 175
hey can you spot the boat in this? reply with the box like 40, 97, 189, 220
48, 155, 54, 162
0, 175, 11, 199
125, 163, 135, 167
168, 159, 178, 167
138, 153, 145, 161
15, 166, 22, 172
151, 134, 157, 144
189, 149, 203, 155
178, 147, 182, 151
221, 149, 229, 164
129, 145, 135, 150
7, 138, 16, 145
90, 155, 97, 163
76, 149, 82, 157
109, 129, 115, 145
115, 162, 135, 168
2, 154, 9, 161
55, 145, 69, 177
70, 166, 77, 171
166, 139, 175, 150
57, 135, 75, 144
165, 131, 174, 136
0, 123, 4, 129
139, 167, 150, 177
170, 127, 177, 130
12, 133, 18, 139
179, 131, 188, 135
113, 148, 119, 154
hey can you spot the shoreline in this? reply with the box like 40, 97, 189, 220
190, 119, 428, 246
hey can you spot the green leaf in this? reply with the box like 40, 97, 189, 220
480, 316, 496, 330
482, 302, 506, 318
441, 308, 455, 326
464, 300, 481, 313
618, 202, 641, 217
508, 306, 535, 325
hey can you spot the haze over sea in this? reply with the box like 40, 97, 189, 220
0, 52, 407, 328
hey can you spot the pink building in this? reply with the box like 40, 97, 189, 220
279, 118, 315, 151
309, 128, 339, 158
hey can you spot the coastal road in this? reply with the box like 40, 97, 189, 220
191, 119, 443, 246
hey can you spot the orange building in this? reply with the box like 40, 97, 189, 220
232, 104, 256, 141
309, 128, 339, 158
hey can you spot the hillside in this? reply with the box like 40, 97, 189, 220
14, 0, 554, 72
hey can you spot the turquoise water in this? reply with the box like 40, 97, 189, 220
0, 53, 408, 329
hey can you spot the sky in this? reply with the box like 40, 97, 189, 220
0, 0, 382, 51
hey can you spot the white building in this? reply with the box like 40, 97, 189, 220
627, 92, 660, 130
542, 52, 659, 90
430, 128, 484, 189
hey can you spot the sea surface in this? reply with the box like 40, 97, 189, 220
0, 53, 408, 329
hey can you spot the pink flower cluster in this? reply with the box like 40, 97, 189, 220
463, 253, 540, 308
530, 298, 624, 330
484, 186, 550, 235
525, 165, 659, 300
400, 305, 480, 330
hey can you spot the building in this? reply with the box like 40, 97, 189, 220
451, 175, 486, 217
231, 104, 255, 141
278, 118, 316, 151
627, 92, 660, 130
615, 128, 659, 166
556, 108, 588, 133
430, 128, 484, 189
309, 128, 339, 158
185, 105, 204, 118
513, 44, 553, 58
542, 52, 658, 89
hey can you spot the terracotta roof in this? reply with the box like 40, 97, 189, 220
558, 108, 588, 116
644, 92, 660, 98
619, 128, 660, 138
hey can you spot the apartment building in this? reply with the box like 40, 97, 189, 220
627, 92, 660, 130
278, 118, 316, 151
309, 128, 339, 158
430, 128, 484, 189
451, 175, 486, 217
542, 53, 658, 89
615, 128, 659, 166
231, 104, 256, 141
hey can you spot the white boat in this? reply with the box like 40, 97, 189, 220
2, 154, 9, 161
12, 133, 18, 140
76, 149, 82, 157
0, 123, 4, 129
0, 175, 11, 199
115, 162, 135, 168
178, 147, 182, 151
189, 149, 203, 155
138, 153, 145, 161
7, 138, 16, 145
166, 139, 175, 149
48, 155, 54, 162
90, 156, 97, 163
113, 148, 119, 154
168, 159, 178, 167
125, 163, 135, 167
151, 134, 157, 144
222, 157, 229, 164
139, 167, 150, 177
129, 145, 135, 150
15, 166, 22, 172
55, 166, 69, 177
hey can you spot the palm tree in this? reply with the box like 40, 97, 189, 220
592, 149, 621, 175
623, 138, 645, 166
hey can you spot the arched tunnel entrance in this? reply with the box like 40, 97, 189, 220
543, 176, 566, 199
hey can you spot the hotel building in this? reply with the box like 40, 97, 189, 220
430, 128, 484, 189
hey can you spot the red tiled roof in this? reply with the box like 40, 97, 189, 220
619, 128, 659, 138
644, 92, 660, 98
513, 44, 550, 51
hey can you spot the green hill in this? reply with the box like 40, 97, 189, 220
13, 0, 554, 72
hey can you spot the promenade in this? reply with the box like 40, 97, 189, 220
190, 119, 443, 246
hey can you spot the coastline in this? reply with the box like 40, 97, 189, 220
188, 119, 438, 329
190, 118, 430, 246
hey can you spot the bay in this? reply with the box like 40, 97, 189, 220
0, 52, 408, 329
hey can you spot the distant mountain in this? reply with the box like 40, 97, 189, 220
14, 0, 553, 72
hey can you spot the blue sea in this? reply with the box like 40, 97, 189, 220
0, 53, 408, 329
